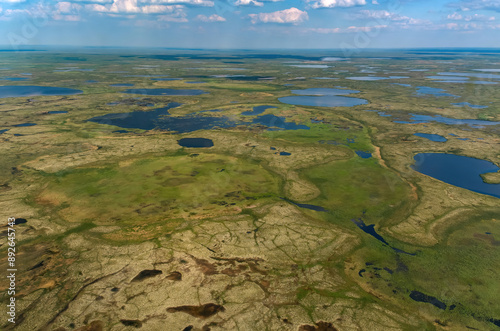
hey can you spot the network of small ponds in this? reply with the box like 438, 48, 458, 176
1, 84, 499, 201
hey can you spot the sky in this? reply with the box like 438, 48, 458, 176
1, 0, 500, 49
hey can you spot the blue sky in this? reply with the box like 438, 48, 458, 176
1, 0, 500, 48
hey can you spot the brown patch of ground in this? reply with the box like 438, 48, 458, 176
298, 321, 339, 331
131, 269, 163, 282
167, 303, 225, 319
474, 233, 500, 246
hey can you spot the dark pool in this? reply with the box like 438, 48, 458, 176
281, 197, 329, 212
412, 153, 500, 199
0, 86, 83, 98
123, 88, 207, 96
413, 133, 447, 142
355, 151, 372, 158
151, 78, 182, 81
279, 88, 368, 107
177, 138, 214, 148
88, 103, 181, 130
47, 111, 68, 114
352, 219, 389, 245
409, 291, 447, 310
14, 123, 36, 127
110, 83, 134, 87
242, 105, 277, 116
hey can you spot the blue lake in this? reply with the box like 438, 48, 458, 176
347, 76, 409, 81
47, 111, 68, 114
279, 88, 368, 107
473, 69, 500, 73
279, 151, 291, 156
242, 105, 277, 116
123, 88, 207, 96
252, 114, 310, 130
88, 104, 309, 133
393, 114, 500, 128
313, 77, 338, 80
352, 218, 415, 255
413, 133, 448, 142
412, 153, 500, 199
352, 219, 389, 245
437, 72, 500, 80
110, 83, 134, 87
0, 77, 29, 81
355, 151, 372, 158
0, 129, 9, 134
14, 123, 36, 127
289, 64, 330, 68
0, 86, 83, 98
416, 86, 458, 98
451, 102, 488, 109
281, 197, 329, 212
177, 138, 214, 148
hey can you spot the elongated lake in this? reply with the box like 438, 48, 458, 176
279, 88, 368, 107
0, 86, 83, 98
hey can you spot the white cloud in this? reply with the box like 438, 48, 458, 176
447, 12, 463, 20
356, 9, 409, 21
307, 24, 387, 33
140, 0, 213, 5
157, 12, 187, 21
53, 1, 83, 21
56, 2, 82, 13
450, 0, 500, 12
3, 8, 26, 15
306, 0, 366, 9
235, 0, 263, 6
67, 0, 112, 3
85, 0, 186, 15
447, 12, 495, 21
234, 0, 283, 5
249, 7, 308, 24
372, 0, 378, 4
0, 0, 25, 3
52, 14, 81, 21
85, 3, 108, 11
196, 13, 225, 21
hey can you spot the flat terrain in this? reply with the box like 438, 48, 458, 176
0, 49, 499, 331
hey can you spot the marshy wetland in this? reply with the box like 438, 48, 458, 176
1, 49, 500, 331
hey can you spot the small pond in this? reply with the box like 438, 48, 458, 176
177, 138, 214, 148
413, 133, 447, 142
